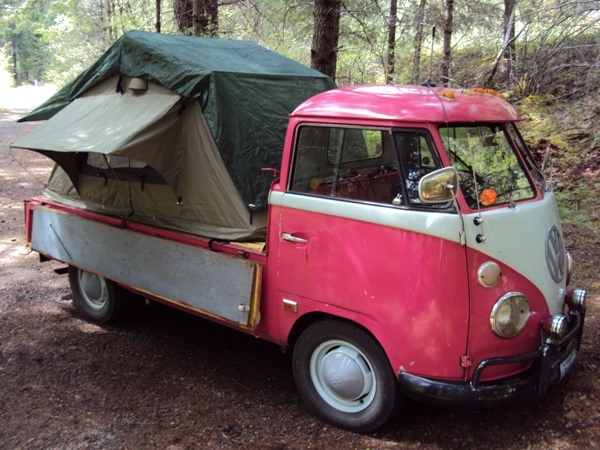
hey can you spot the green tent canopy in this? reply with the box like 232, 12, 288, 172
14, 31, 335, 240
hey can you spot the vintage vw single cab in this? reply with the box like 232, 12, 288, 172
16, 33, 586, 433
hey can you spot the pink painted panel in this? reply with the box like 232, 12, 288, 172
274, 201, 470, 380
292, 85, 521, 124
465, 247, 550, 381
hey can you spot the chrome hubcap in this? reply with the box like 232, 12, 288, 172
310, 340, 375, 413
78, 270, 107, 310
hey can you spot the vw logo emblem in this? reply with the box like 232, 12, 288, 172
545, 226, 565, 283
329, 373, 344, 389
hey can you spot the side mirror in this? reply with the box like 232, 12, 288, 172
418, 167, 459, 204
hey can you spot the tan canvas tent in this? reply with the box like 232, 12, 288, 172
13, 32, 335, 240
16, 76, 261, 240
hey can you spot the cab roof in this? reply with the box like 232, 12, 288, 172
291, 85, 522, 124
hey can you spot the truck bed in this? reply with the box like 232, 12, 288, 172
25, 198, 265, 328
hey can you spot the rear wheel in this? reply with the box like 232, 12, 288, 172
292, 319, 402, 433
68, 266, 128, 323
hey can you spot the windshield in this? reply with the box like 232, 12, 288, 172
440, 125, 536, 209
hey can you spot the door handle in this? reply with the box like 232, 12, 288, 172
282, 232, 308, 244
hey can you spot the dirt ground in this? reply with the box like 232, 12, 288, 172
0, 105, 599, 450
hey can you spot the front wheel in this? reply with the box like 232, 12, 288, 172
68, 266, 128, 323
292, 320, 402, 433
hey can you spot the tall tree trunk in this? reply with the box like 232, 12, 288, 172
411, 0, 427, 84
311, 0, 341, 81
193, 0, 218, 37
441, 0, 454, 86
102, 0, 117, 42
11, 38, 18, 86
385, 0, 397, 83
485, 0, 518, 88
174, 0, 218, 36
156, 0, 161, 33
174, 0, 193, 33
503, 0, 517, 83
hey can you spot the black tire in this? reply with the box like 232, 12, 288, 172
68, 266, 128, 323
292, 319, 402, 433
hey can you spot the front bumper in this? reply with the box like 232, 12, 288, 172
398, 311, 584, 407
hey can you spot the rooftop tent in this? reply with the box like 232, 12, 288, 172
17, 76, 261, 239
13, 31, 335, 240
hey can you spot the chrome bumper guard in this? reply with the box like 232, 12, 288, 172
398, 312, 584, 406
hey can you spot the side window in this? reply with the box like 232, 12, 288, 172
327, 128, 383, 163
393, 131, 440, 205
290, 126, 402, 205
87, 154, 146, 169
83, 153, 167, 185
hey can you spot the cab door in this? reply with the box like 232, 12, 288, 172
273, 125, 470, 380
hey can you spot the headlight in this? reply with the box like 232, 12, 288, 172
490, 292, 531, 338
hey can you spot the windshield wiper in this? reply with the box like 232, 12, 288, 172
447, 148, 486, 185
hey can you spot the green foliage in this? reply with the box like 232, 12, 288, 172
1, 0, 54, 85
1, 0, 167, 86
336, 0, 389, 84
514, 0, 600, 97
554, 180, 600, 244
219, 0, 393, 84
516, 95, 571, 151
517, 94, 600, 235
41, 0, 171, 84
220, 0, 313, 67
39, 1, 104, 85
1, 0, 599, 97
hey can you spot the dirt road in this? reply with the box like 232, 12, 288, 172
1, 107, 599, 449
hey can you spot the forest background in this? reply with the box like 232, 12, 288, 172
0, 0, 599, 93
0, 0, 598, 283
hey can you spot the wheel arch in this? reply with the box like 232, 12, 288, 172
286, 312, 390, 362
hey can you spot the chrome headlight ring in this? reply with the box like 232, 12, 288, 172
490, 292, 531, 338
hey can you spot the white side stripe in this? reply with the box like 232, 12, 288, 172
270, 190, 461, 244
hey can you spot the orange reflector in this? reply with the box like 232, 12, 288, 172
480, 189, 498, 206
469, 87, 507, 99
439, 91, 456, 100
